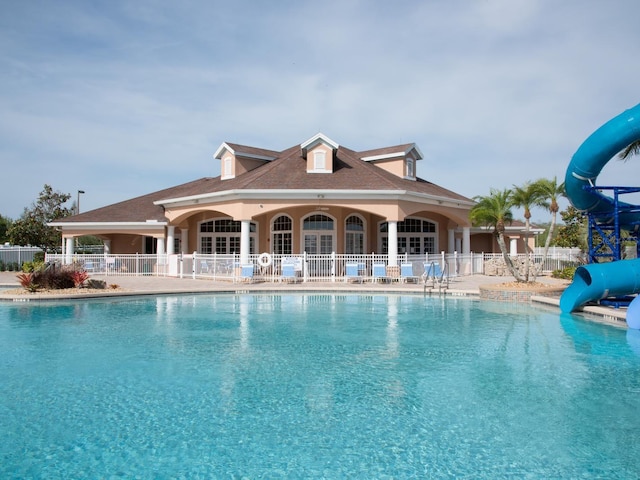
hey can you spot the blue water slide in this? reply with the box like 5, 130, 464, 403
560, 103, 640, 313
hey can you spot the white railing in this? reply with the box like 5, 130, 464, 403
44, 250, 583, 282
46, 253, 169, 277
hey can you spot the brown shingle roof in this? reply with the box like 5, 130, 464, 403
223, 143, 279, 159
62, 178, 217, 223
357, 143, 418, 159
59, 139, 472, 224
203, 145, 470, 201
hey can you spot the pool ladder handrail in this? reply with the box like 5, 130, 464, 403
423, 261, 449, 293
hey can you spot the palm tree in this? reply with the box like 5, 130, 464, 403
470, 188, 524, 281
532, 177, 565, 277
619, 140, 640, 160
511, 181, 547, 281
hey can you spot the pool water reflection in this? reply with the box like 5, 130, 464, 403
1, 294, 639, 478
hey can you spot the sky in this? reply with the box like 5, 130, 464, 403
2, 0, 640, 223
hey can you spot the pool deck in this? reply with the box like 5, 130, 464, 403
0, 271, 628, 327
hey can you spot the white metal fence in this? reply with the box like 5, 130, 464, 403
44, 249, 582, 283
46, 254, 169, 277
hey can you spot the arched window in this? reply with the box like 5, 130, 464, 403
302, 214, 335, 254
379, 218, 438, 254
345, 215, 365, 254
272, 215, 292, 255
198, 218, 256, 254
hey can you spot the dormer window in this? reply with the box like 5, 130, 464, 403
361, 143, 422, 180
214, 142, 277, 180
222, 156, 233, 179
406, 157, 415, 179
314, 151, 326, 171
302, 133, 338, 173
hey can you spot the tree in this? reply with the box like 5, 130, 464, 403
554, 205, 587, 250
7, 185, 73, 252
532, 177, 565, 276
0, 214, 12, 244
470, 188, 524, 281
511, 181, 547, 281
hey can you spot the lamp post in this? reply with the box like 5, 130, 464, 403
77, 190, 85, 215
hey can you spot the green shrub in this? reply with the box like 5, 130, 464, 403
552, 266, 577, 280
0, 260, 5, 271
34, 252, 45, 262
22, 260, 45, 273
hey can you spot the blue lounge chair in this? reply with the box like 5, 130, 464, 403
281, 263, 298, 283
400, 262, 420, 283
345, 262, 363, 283
372, 263, 391, 283
240, 264, 254, 282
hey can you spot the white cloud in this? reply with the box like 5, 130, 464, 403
1, 0, 640, 222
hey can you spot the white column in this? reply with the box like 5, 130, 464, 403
240, 220, 250, 265
65, 236, 73, 264
447, 228, 455, 254
181, 229, 189, 254
103, 239, 111, 255
388, 220, 398, 266
510, 238, 518, 255
462, 227, 470, 254
157, 237, 166, 255
166, 226, 175, 255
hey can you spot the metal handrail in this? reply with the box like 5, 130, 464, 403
423, 261, 449, 290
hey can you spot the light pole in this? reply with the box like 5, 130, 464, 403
77, 190, 85, 215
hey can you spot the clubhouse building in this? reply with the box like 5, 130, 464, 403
51, 133, 532, 268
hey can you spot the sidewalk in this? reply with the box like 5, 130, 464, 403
0, 270, 569, 297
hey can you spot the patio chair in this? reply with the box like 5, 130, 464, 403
400, 262, 420, 283
372, 263, 391, 283
345, 262, 363, 283
280, 263, 298, 283
200, 260, 210, 274
239, 264, 255, 283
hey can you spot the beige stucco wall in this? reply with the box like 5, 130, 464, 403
371, 157, 404, 177
174, 204, 471, 255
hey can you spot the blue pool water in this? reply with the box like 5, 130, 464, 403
1, 294, 640, 478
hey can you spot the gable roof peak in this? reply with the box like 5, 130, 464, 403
300, 133, 339, 151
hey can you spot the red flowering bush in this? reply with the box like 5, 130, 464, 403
17, 272, 40, 293
70, 270, 89, 288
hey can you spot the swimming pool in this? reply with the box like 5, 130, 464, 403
1, 294, 639, 478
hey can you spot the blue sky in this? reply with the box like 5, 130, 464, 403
2, 0, 640, 222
